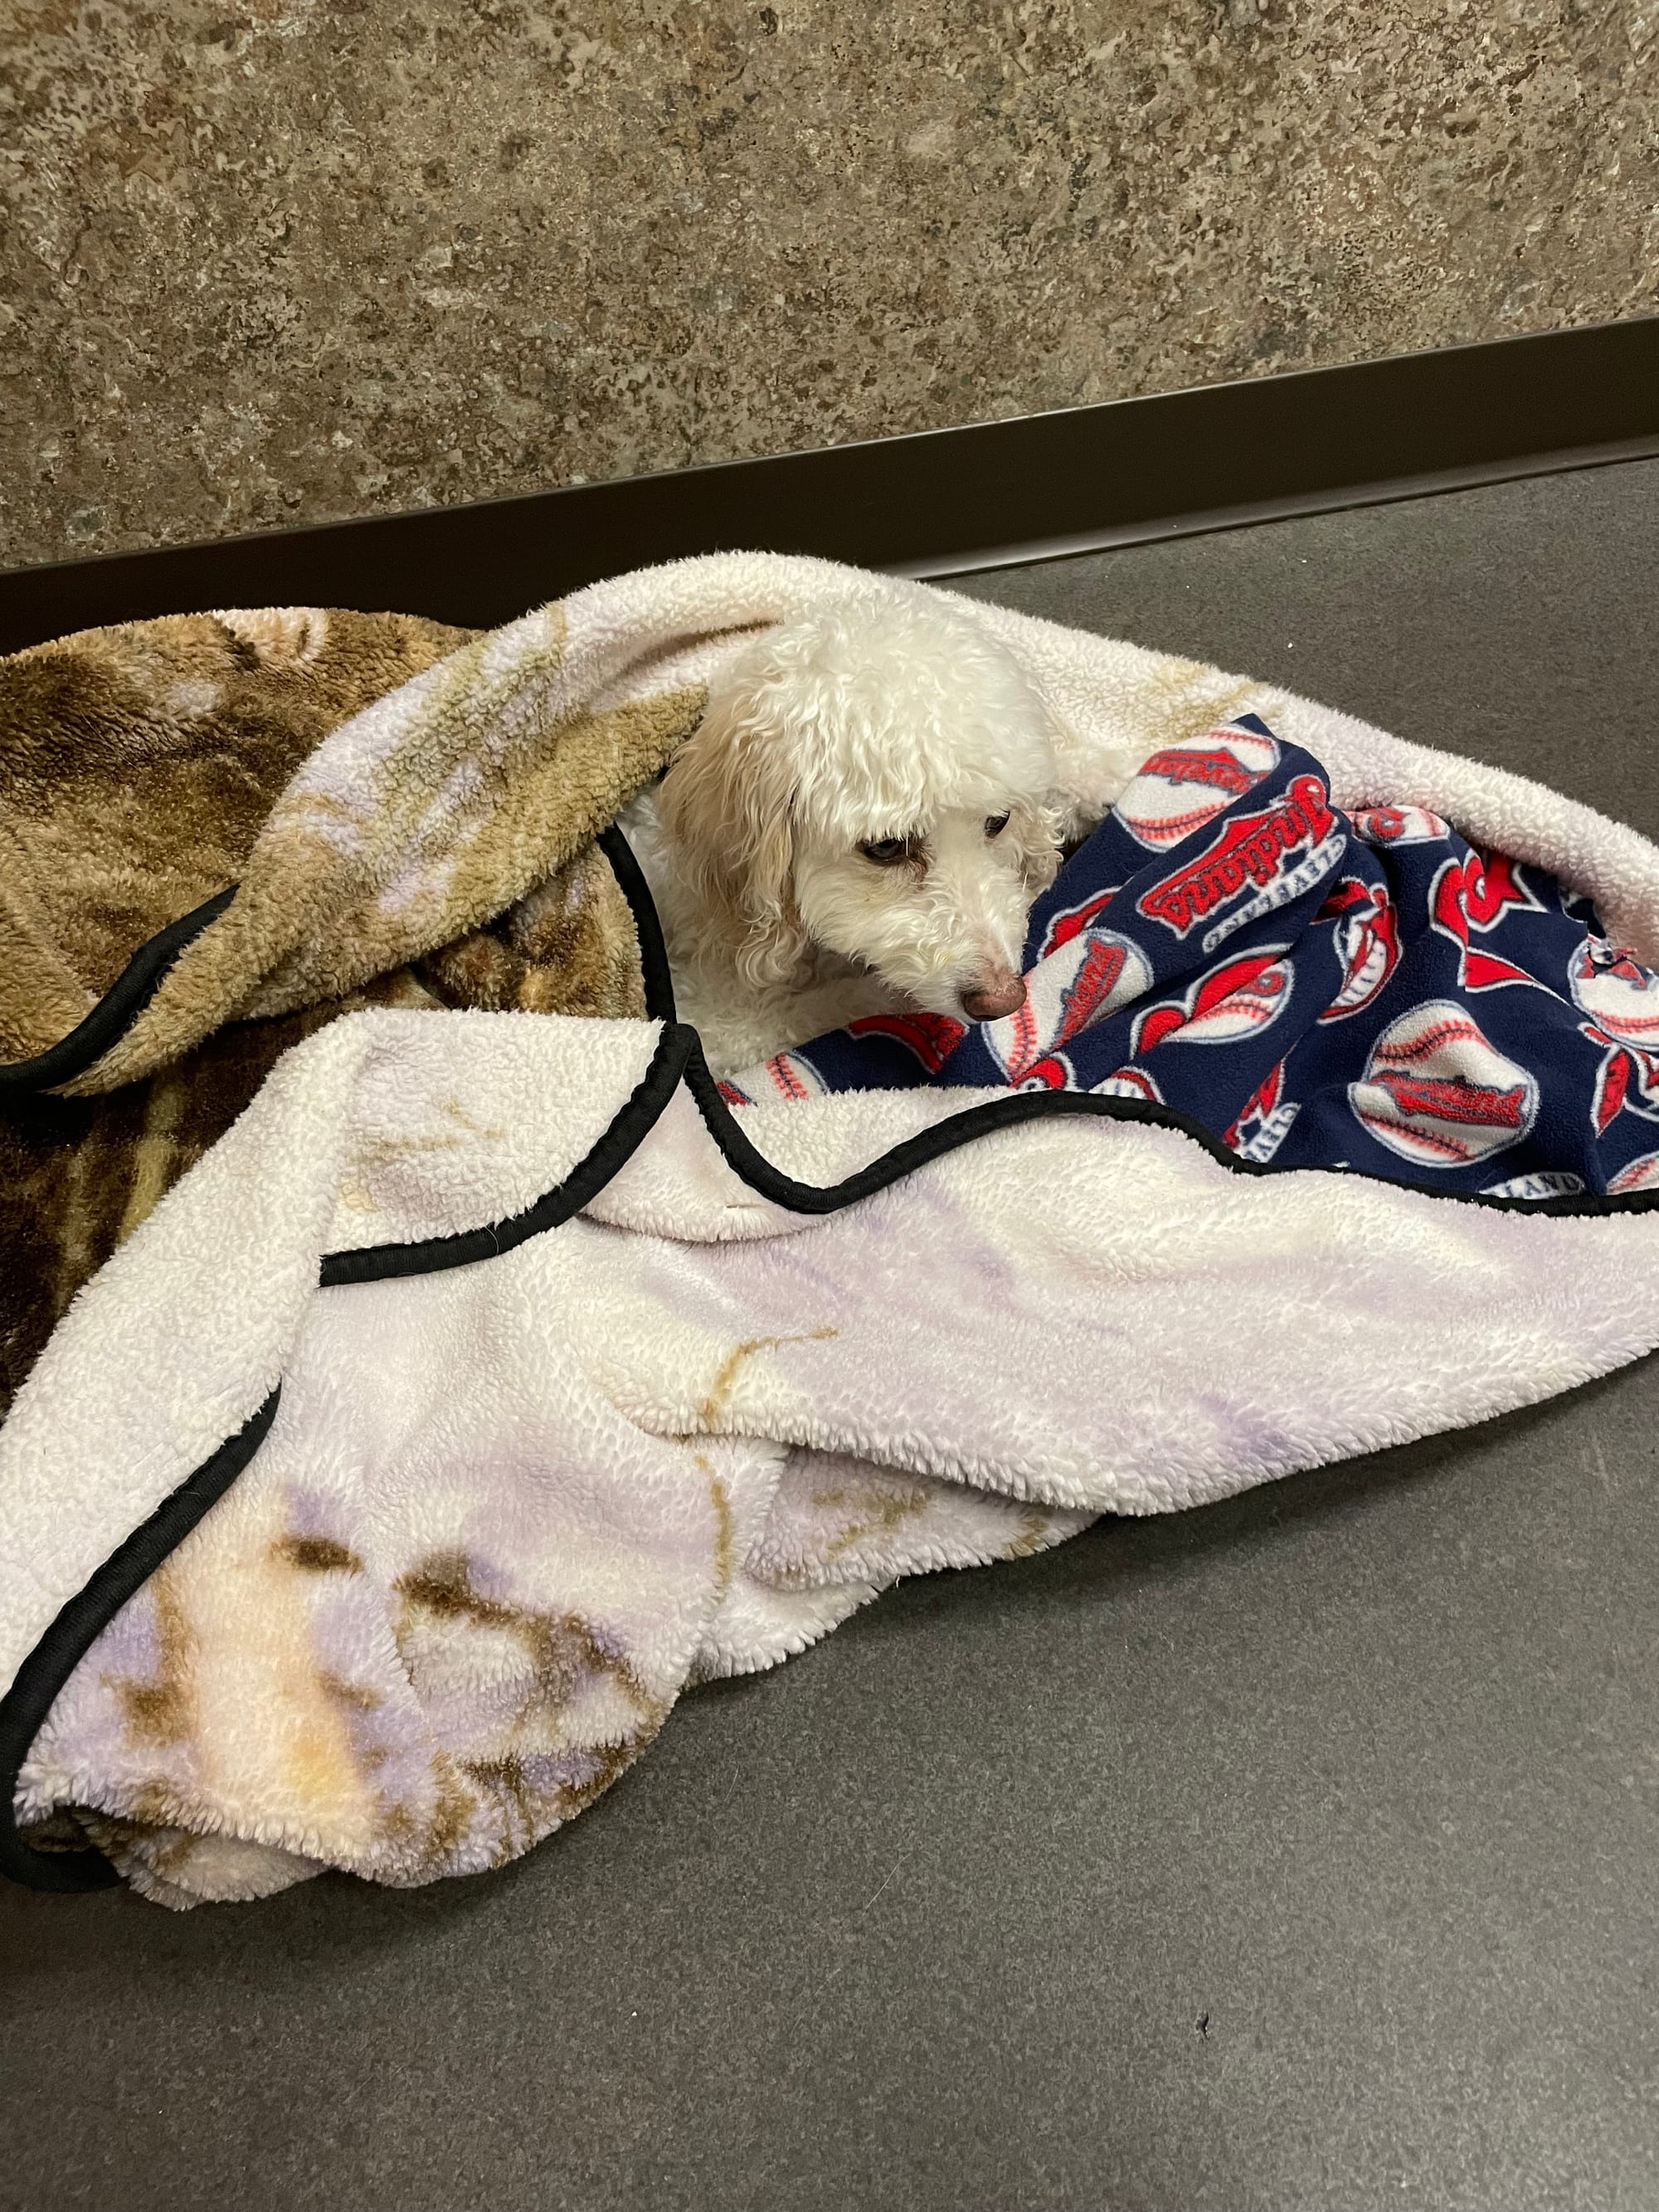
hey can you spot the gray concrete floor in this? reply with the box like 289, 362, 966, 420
5, 461, 1659, 2212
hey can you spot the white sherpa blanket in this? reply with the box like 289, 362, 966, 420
7, 552, 1659, 1908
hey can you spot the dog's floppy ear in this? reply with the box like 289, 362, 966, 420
1010, 797, 1065, 897
656, 686, 809, 989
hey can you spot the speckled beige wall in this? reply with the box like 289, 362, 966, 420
2, 0, 1655, 569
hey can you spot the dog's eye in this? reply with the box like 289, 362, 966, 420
985, 813, 1011, 839
859, 838, 912, 867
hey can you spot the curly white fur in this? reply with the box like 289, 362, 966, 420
627, 590, 1073, 1072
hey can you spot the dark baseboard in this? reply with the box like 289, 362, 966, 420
2, 318, 1656, 654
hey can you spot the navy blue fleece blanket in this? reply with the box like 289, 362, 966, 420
723, 716, 1659, 1202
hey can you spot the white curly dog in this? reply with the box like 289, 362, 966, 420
627, 590, 1092, 1073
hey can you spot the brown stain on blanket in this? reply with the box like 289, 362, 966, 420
106, 1563, 196, 1750
1005, 1505, 1061, 1559
274, 1534, 364, 1577
392, 1548, 671, 1870
395, 1548, 659, 1718
815, 1480, 934, 1563
696, 1328, 840, 1429
709, 1471, 735, 1598
805, 1481, 1058, 1576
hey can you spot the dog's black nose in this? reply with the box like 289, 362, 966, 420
961, 973, 1028, 1023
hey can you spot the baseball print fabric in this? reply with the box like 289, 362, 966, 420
727, 717, 1659, 1204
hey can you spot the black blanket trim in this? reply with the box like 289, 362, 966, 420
10, 824, 1659, 1896
0, 1393, 280, 1892
596, 822, 678, 1024
0, 833, 674, 1891
0, 824, 664, 1101
674, 1033, 1659, 1219
319, 1020, 693, 1285
0, 887, 236, 1095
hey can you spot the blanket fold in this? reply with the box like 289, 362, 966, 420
7, 552, 1659, 1908
0, 603, 708, 1420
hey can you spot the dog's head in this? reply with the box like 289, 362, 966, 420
656, 595, 1064, 1022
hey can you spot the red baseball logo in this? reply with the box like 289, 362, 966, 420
1225, 1057, 1300, 1164
984, 928, 1151, 1085
1579, 1018, 1659, 1134
845, 1010, 968, 1072
1132, 950, 1295, 1054
1116, 726, 1280, 853
1092, 1065, 1164, 1105
1316, 877, 1400, 1022
1429, 853, 1547, 993
1349, 1000, 1539, 1167
1039, 884, 1123, 959
1347, 804, 1450, 848
1568, 937, 1659, 1044
1136, 773, 1340, 946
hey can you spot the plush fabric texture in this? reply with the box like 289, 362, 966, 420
729, 713, 1659, 1203
8, 553, 1659, 1908
0, 605, 707, 1420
